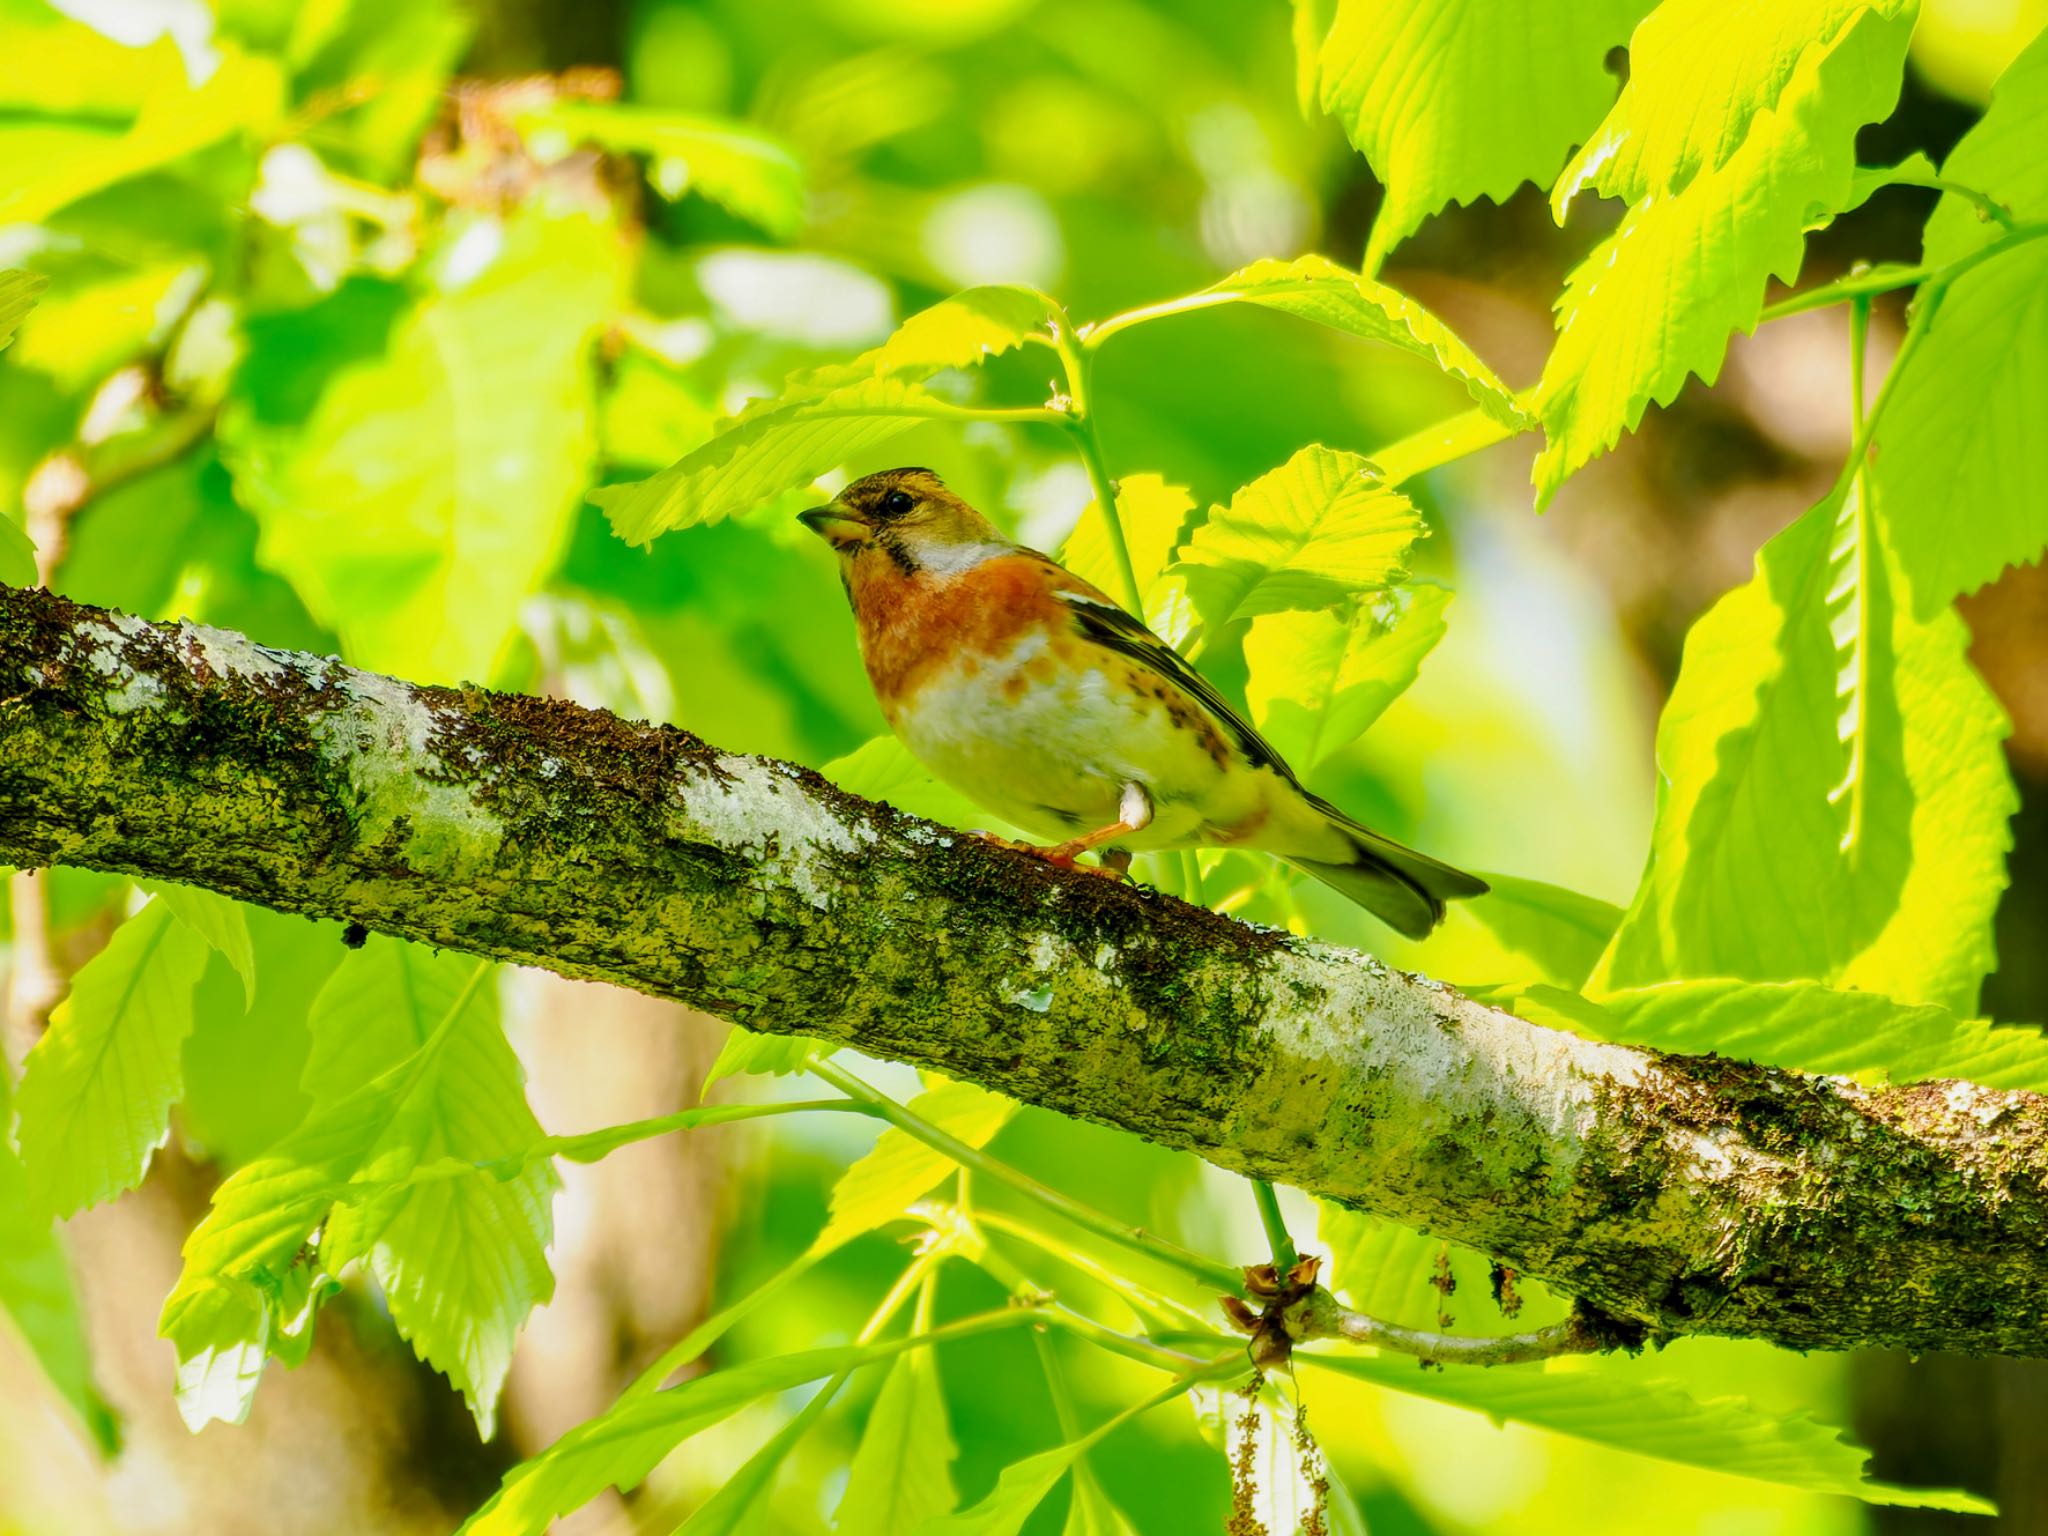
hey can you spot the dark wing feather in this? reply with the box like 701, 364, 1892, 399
1053, 588, 1297, 783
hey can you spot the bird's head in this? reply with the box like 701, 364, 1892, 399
799, 468, 1009, 575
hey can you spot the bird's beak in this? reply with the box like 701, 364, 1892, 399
798, 504, 868, 549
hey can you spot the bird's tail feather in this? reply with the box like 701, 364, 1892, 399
1285, 795, 1487, 939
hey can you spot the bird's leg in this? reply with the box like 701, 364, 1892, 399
986, 783, 1152, 879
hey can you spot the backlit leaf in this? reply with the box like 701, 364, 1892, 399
1534, 3, 1915, 501
223, 207, 622, 684
1172, 446, 1424, 629
1300, 1350, 1992, 1513
1591, 490, 2013, 1016
0, 269, 46, 353
1587, 978, 2048, 1089
16, 899, 210, 1216
1179, 257, 1527, 426
150, 883, 256, 1007
517, 102, 805, 238
1921, 30, 2048, 266
1870, 239, 2048, 614
815, 1079, 1015, 1252
1313, 0, 1652, 270
1244, 582, 1450, 768
836, 1348, 959, 1535
1459, 874, 1626, 991
593, 376, 955, 544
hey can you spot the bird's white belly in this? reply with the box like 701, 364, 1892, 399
887, 633, 1255, 848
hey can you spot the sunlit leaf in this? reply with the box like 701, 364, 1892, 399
1592, 489, 2013, 1016
459, 1344, 879, 1536
306, 945, 553, 1436
0, 516, 34, 588
223, 207, 622, 684
0, 269, 47, 353
1186, 256, 1528, 426
1314, 0, 1652, 270
1244, 582, 1449, 768
593, 376, 955, 544
163, 945, 552, 1436
0, 1065, 110, 1445
1172, 446, 1424, 630
914, 1441, 1089, 1536
1534, 3, 1915, 502
703, 1025, 817, 1087
1555, 0, 1904, 212
1921, 29, 2048, 266
150, 883, 256, 1007
1459, 874, 1626, 991
0, 49, 284, 226
1058, 475, 1194, 603
823, 734, 1024, 837
836, 1348, 959, 1534
1587, 978, 2048, 1089
517, 101, 805, 238
16, 899, 210, 1216
815, 1079, 1015, 1252
676, 1374, 846, 1534
1871, 239, 2048, 615
1300, 1350, 1993, 1513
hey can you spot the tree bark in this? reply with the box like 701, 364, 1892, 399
3, 584, 2046, 1357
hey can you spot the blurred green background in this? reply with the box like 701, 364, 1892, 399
2, 0, 2046, 1531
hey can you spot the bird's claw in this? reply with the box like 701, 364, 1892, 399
976, 831, 1132, 882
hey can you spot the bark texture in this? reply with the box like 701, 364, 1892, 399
3, 585, 2046, 1356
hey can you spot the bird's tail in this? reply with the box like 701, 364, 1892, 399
1284, 794, 1487, 939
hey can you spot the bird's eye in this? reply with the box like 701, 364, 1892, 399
881, 489, 915, 516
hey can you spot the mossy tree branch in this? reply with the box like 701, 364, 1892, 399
3, 585, 2046, 1356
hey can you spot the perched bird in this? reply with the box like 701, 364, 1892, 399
799, 467, 1486, 937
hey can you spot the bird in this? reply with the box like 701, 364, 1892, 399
798, 466, 1487, 937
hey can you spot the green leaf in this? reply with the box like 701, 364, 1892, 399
675, 1373, 846, 1534
1591, 488, 2014, 1016
702, 1025, 817, 1087
1244, 582, 1449, 768
1871, 239, 2048, 615
0, 1067, 110, 1446
823, 734, 1025, 837
15, 899, 210, 1216
149, 883, 256, 1007
459, 1344, 876, 1536
223, 207, 621, 684
859, 286, 1060, 381
0, 269, 47, 352
1838, 154, 1938, 217
1533, 3, 1915, 502
516, 102, 805, 238
1922, 29, 2048, 266
306, 945, 553, 1435
1171, 446, 1425, 630
1058, 474, 1195, 606
289, 0, 472, 179
163, 945, 553, 1436
592, 375, 954, 545
1299, 1350, 1993, 1513
0, 48, 284, 226
1555, 0, 1904, 212
1314, 0, 1652, 270
1587, 978, 2048, 1089
1317, 1203, 1569, 1334
815, 1079, 1015, 1253
836, 1348, 959, 1535
1459, 874, 1626, 990
1183, 257, 1528, 426
914, 1443, 1087, 1536
0, 515, 35, 588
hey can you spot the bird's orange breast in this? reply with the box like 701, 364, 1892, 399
848, 552, 1075, 712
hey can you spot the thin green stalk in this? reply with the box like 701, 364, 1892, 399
808, 1057, 1247, 1295
1759, 263, 1932, 323
1077, 290, 1243, 350
1365, 399, 1531, 487
975, 1207, 1216, 1329
1251, 1180, 1298, 1273
1050, 315, 1144, 613
1883, 171, 2018, 230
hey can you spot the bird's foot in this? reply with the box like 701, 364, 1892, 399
976, 831, 1133, 882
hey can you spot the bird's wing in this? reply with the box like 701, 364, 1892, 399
1047, 581, 1299, 785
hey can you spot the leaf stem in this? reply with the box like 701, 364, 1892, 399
1251, 1179, 1299, 1273
1076, 290, 1243, 351
1049, 315, 1145, 613
808, 1057, 1247, 1295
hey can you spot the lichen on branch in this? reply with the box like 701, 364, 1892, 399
3, 584, 2047, 1356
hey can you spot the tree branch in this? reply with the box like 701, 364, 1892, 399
4, 585, 2046, 1356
